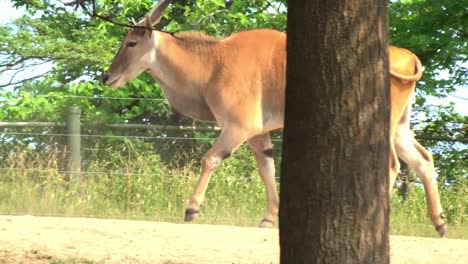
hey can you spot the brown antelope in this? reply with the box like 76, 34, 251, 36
102, 0, 446, 236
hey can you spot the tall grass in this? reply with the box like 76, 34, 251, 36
0, 140, 268, 226
390, 175, 467, 238
0, 140, 466, 238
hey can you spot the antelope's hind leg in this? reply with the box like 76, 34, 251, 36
395, 123, 447, 237
247, 133, 279, 228
184, 127, 251, 222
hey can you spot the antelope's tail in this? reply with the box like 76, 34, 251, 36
390, 50, 423, 82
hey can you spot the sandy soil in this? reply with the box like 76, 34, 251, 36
0, 215, 467, 264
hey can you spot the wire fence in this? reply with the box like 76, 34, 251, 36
0, 104, 285, 185
2, 130, 464, 142
0, 94, 169, 101
0, 131, 284, 142
0, 131, 221, 141
3, 89, 466, 100
0, 167, 282, 180
0, 103, 466, 179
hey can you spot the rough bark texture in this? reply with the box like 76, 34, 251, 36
280, 0, 390, 263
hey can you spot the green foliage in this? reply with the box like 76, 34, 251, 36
389, 0, 467, 96
1, 0, 465, 128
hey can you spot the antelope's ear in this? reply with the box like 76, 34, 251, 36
145, 15, 153, 37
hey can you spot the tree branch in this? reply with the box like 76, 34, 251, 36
75, 0, 155, 30
61, 0, 86, 10
0, 72, 50, 88
414, 134, 468, 143
1, 56, 50, 73
195, 9, 228, 29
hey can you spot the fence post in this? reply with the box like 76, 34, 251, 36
67, 106, 82, 180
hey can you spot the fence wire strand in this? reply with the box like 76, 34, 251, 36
0, 131, 217, 141
0, 131, 283, 142
0, 167, 281, 180
6, 94, 169, 101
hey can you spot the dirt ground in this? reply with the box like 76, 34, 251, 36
1, 215, 467, 264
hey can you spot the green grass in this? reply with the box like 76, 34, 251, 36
0, 141, 466, 239
0, 142, 267, 226
389, 179, 467, 239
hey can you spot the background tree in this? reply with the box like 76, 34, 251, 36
280, 0, 390, 262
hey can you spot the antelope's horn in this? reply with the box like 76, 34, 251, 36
138, 0, 174, 26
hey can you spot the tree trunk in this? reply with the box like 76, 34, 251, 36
280, 0, 390, 263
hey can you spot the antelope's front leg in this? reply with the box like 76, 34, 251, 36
185, 128, 251, 222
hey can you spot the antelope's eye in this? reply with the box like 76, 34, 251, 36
127, 41, 137, 47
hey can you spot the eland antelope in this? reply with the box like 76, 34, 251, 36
102, 0, 446, 236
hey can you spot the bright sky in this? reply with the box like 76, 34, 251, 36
0, 0, 467, 115
0, 0, 23, 23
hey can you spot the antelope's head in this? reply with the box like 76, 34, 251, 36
102, 0, 173, 88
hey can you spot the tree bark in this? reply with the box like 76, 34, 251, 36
280, 0, 390, 263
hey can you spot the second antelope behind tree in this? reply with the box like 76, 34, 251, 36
102, 0, 446, 236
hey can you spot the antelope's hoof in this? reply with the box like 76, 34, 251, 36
259, 218, 275, 228
436, 223, 447, 238
184, 208, 200, 222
